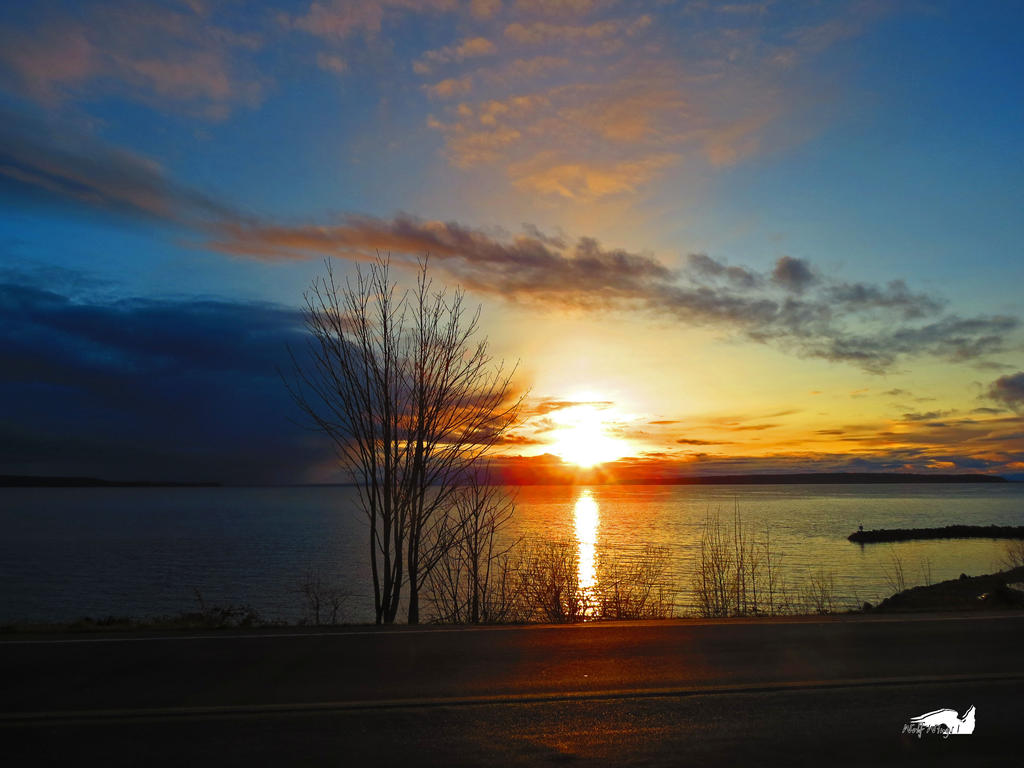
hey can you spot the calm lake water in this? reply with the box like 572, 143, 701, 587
2, 483, 1023, 624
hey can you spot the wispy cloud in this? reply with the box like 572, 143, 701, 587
513, 0, 617, 16
424, 75, 474, 99
4, 113, 1017, 377
0, 1, 264, 118
426, 73, 698, 198
0, 111, 234, 225
414, 37, 497, 75
901, 411, 952, 422
412, 0, 887, 201
527, 398, 614, 416
316, 52, 348, 74
281, 0, 458, 41
209, 215, 1020, 373
503, 15, 651, 47
488, 438, 1024, 481
471, 0, 502, 21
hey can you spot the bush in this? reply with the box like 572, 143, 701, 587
595, 544, 674, 620
514, 538, 588, 623
691, 508, 789, 617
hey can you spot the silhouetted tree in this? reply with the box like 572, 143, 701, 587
288, 256, 521, 624
425, 464, 520, 623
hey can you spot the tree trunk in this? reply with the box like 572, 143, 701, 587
408, 585, 420, 624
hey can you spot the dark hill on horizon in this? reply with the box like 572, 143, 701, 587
0, 472, 1010, 488
496, 471, 1009, 486
0, 475, 221, 488
620, 472, 1009, 485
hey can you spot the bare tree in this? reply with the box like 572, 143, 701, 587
297, 568, 347, 625
425, 465, 521, 623
401, 268, 522, 623
287, 256, 521, 624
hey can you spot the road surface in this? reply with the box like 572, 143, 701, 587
2, 613, 1022, 765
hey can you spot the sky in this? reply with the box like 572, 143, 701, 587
1, 0, 1023, 483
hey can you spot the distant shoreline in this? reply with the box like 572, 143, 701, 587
0, 476, 222, 488
567, 472, 1009, 486
1, 472, 1011, 488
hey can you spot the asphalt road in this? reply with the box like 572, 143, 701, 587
3, 614, 1023, 766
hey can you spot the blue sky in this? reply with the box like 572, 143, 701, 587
1, 0, 1023, 481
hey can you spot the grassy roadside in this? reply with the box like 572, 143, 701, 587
6, 565, 1024, 635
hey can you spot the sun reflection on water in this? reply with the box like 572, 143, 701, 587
573, 489, 599, 593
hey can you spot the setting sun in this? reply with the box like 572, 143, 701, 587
549, 404, 629, 467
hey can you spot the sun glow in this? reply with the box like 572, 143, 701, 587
548, 404, 628, 467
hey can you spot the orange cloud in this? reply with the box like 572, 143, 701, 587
471, 0, 502, 20
0, 1, 263, 117
403, 1, 889, 207
414, 37, 497, 75
284, 0, 457, 40
429, 76, 692, 198
514, 0, 616, 16
424, 75, 474, 99
504, 15, 650, 47
316, 52, 348, 74
509, 153, 679, 200
484, 55, 572, 83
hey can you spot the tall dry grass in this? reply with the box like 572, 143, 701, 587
691, 507, 797, 617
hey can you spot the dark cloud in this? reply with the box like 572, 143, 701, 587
783, 314, 1018, 373
988, 371, 1024, 411
0, 111, 235, 227
214, 215, 676, 308
816, 415, 1024, 460
520, 223, 567, 249
209, 216, 1017, 373
685, 253, 760, 288
825, 280, 943, 319
1, 116, 1018, 375
771, 255, 815, 293
0, 276, 327, 483
676, 438, 729, 445
901, 411, 951, 422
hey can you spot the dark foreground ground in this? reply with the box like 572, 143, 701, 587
3, 613, 1023, 766
873, 564, 1024, 612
